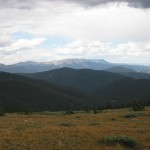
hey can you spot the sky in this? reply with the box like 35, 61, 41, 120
0, 0, 150, 65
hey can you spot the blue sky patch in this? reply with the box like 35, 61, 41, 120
38, 36, 71, 49
12, 31, 35, 40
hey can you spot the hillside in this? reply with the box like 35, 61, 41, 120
120, 72, 150, 79
96, 77, 150, 106
1, 70, 150, 112
0, 72, 97, 112
22, 68, 150, 107
23, 68, 123, 91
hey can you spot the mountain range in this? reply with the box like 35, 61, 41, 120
22, 67, 150, 105
0, 59, 150, 73
0, 59, 150, 112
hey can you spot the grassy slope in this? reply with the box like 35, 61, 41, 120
0, 107, 149, 150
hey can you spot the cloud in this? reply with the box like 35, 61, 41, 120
0, 39, 150, 65
49, 40, 150, 64
0, 0, 149, 65
0, 0, 150, 43
0, 38, 45, 54
0, 37, 46, 64
0, 0, 150, 9
0, 0, 34, 9
65, 0, 150, 9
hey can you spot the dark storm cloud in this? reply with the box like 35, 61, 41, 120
0, 0, 150, 9
67, 0, 150, 8
127, 0, 150, 8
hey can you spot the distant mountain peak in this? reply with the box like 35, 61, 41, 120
0, 58, 150, 73
15, 61, 39, 66
42, 58, 109, 65
88, 59, 109, 63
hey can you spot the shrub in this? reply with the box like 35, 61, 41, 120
64, 108, 74, 115
98, 106, 104, 111
101, 135, 138, 148
124, 112, 150, 118
110, 118, 117, 121
93, 109, 98, 114
40, 111, 51, 115
0, 107, 5, 116
132, 101, 145, 111
18, 106, 33, 115
64, 110, 74, 115
84, 106, 90, 113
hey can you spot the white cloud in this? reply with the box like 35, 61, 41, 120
0, 38, 45, 52
45, 40, 147, 64
0, 39, 150, 65
0, 38, 46, 64
0, 1, 150, 41
0, 0, 149, 64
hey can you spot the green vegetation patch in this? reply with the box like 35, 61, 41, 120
123, 112, 150, 118
123, 114, 137, 118
101, 135, 139, 148
88, 121, 100, 126
40, 111, 63, 116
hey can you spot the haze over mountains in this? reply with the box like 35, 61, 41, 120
0, 59, 150, 73
106, 66, 150, 79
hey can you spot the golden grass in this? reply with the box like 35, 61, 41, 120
0, 107, 150, 150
